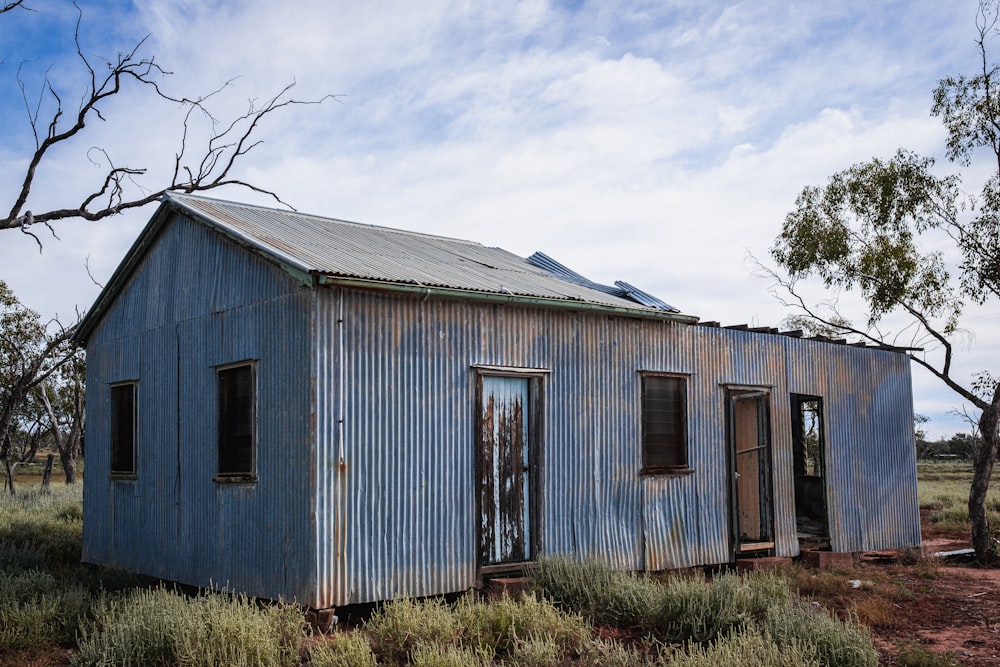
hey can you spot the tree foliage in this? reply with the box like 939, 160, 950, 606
0, 280, 78, 493
769, 1, 1000, 563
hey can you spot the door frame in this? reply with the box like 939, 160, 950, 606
790, 394, 830, 541
725, 386, 776, 556
473, 366, 545, 575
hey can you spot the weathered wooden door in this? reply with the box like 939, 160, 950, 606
478, 375, 533, 566
728, 390, 775, 553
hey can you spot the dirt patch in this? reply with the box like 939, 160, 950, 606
872, 566, 1000, 665
807, 521, 1000, 666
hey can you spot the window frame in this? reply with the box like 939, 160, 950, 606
109, 381, 138, 479
215, 361, 258, 483
639, 372, 693, 475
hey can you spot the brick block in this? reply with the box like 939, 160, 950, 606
801, 550, 854, 570
487, 576, 530, 597
735, 557, 792, 572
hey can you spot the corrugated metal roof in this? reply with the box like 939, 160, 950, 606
167, 193, 686, 316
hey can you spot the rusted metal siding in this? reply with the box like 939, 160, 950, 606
683, 327, 800, 561
309, 291, 919, 606
85, 205, 919, 610
311, 292, 705, 605
785, 342, 920, 552
83, 213, 318, 604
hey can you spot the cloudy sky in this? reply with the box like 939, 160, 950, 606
0, 0, 995, 439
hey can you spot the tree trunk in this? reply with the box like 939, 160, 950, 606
59, 449, 77, 484
971, 397, 1000, 564
3, 458, 15, 495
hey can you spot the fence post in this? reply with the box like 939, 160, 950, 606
41, 453, 54, 492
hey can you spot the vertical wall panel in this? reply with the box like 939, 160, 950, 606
84, 214, 317, 604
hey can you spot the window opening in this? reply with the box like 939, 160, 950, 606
217, 363, 256, 479
641, 374, 689, 472
110, 383, 136, 476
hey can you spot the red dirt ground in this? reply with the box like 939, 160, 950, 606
831, 517, 1000, 667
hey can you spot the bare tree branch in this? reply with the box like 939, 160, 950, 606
0, 1, 30, 16
1, 2, 337, 236
754, 255, 988, 410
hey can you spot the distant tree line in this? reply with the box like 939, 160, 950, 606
916, 433, 983, 461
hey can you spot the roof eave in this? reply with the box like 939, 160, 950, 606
72, 198, 178, 346
73, 194, 321, 347
315, 274, 701, 324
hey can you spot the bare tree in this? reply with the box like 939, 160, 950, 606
2, 2, 334, 246
0, 279, 78, 494
38, 351, 84, 484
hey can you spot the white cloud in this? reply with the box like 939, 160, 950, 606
0, 0, 991, 439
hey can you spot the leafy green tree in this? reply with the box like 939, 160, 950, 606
770, 2, 1000, 563
0, 279, 77, 494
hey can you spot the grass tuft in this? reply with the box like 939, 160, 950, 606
531, 556, 660, 628
668, 626, 822, 667
306, 630, 378, 667
365, 597, 461, 662
73, 586, 306, 667
895, 642, 961, 667
765, 601, 878, 667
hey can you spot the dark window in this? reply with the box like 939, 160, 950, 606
110, 383, 136, 476
217, 363, 256, 478
642, 375, 688, 471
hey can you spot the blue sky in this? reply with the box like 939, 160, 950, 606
0, 0, 993, 439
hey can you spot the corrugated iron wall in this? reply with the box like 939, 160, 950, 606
312, 288, 919, 607
83, 214, 318, 604
785, 343, 920, 552
84, 212, 919, 610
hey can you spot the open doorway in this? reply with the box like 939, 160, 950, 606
727, 388, 775, 555
791, 395, 829, 546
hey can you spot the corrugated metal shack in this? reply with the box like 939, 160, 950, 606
75, 193, 920, 611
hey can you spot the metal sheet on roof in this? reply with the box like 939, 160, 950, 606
167, 193, 681, 315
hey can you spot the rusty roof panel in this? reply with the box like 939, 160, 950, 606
166, 193, 684, 316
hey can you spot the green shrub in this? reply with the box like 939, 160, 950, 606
0, 569, 95, 651
509, 634, 561, 667
73, 586, 306, 667
532, 556, 660, 627
306, 631, 377, 667
365, 597, 461, 662
653, 571, 789, 643
668, 626, 822, 667
764, 602, 877, 667
895, 642, 961, 667
579, 636, 652, 666
655, 572, 747, 642
455, 592, 589, 657
533, 557, 792, 642
409, 641, 492, 667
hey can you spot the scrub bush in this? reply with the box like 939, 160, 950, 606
764, 602, 878, 667
73, 586, 306, 667
531, 556, 661, 628
306, 631, 378, 667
